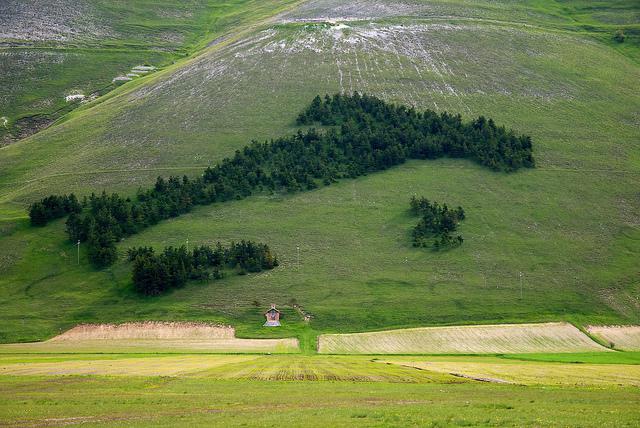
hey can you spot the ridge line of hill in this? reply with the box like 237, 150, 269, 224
6, 0, 637, 152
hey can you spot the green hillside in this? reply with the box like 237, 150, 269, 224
0, 0, 639, 344
0, 0, 301, 144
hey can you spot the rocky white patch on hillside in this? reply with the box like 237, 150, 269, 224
64, 93, 85, 102
0, 0, 112, 42
130, 21, 577, 113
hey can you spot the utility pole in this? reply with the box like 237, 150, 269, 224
186, 238, 189, 253
77, 240, 80, 265
296, 245, 300, 269
519, 271, 523, 299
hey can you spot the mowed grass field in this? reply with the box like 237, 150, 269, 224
587, 325, 640, 351
318, 322, 608, 354
383, 357, 640, 386
0, 338, 299, 354
0, 353, 639, 427
0, 0, 639, 344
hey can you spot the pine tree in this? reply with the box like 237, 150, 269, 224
28, 202, 48, 226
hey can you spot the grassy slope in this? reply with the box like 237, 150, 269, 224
0, 0, 301, 142
0, 0, 639, 343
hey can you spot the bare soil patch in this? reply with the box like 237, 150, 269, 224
0, 322, 299, 353
51, 321, 235, 341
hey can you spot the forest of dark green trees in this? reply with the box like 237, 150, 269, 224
28, 93, 534, 273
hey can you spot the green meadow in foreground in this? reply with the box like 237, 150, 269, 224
2, 376, 637, 427
1, 352, 639, 427
0, 0, 639, 343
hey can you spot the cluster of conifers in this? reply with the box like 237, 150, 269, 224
128, 241, 278, 296
409, 196, 465, 249
27, 93, 534, 290
28, 194, 81, 226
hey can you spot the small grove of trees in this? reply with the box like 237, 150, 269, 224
28, 93, 533, 267
410, 196, 465, 250
28, 194, 81, 226
129, 241, 278, 296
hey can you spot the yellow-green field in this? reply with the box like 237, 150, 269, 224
382, 357, 640, 387
0, 338, 299, 354
1, 352, 639, 427
0, 354, 258, 377
2, 353, 639, 385
0, 354, 452, 382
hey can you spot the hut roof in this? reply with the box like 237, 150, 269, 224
264, 304, 280, 314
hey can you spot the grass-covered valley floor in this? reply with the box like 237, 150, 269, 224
0, 352, 639, 427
